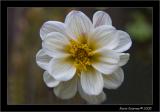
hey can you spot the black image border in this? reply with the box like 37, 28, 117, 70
1, 0, 159, 111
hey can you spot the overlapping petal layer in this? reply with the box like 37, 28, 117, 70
36, 10, 131, 104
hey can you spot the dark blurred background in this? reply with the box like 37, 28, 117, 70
7, 7, 152, 104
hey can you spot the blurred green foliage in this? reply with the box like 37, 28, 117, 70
126, 12, 152, 43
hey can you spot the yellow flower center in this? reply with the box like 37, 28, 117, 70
64, 34, 101, 76
69, 40, 94, 72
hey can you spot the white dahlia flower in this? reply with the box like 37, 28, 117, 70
36, 10, 132, 104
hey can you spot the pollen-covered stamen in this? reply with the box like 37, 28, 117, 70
68, 40, 94, 71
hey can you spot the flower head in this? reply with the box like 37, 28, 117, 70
36, 10, 132, 104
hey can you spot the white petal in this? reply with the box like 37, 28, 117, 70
95, 49, 120, 64
89, 25, 118, 50
103, 68, 124, 89
92, 59, 119, 75
78, 81, 106, 104
118, 53, 130, 66
81, 68, 103, 95
48, 58, 76, 81
113, 30, 132, 52
92, 50, 120, 74
93, 11, 112, 28
65, 10, 93, 38
54, 75, 78, 99
36, 49, 52, 70
43, 71, 60, 88
40, 21, 66, 40
42, 32, 70, 58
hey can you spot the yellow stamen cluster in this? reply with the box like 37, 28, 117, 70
68, 40, 94, 72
